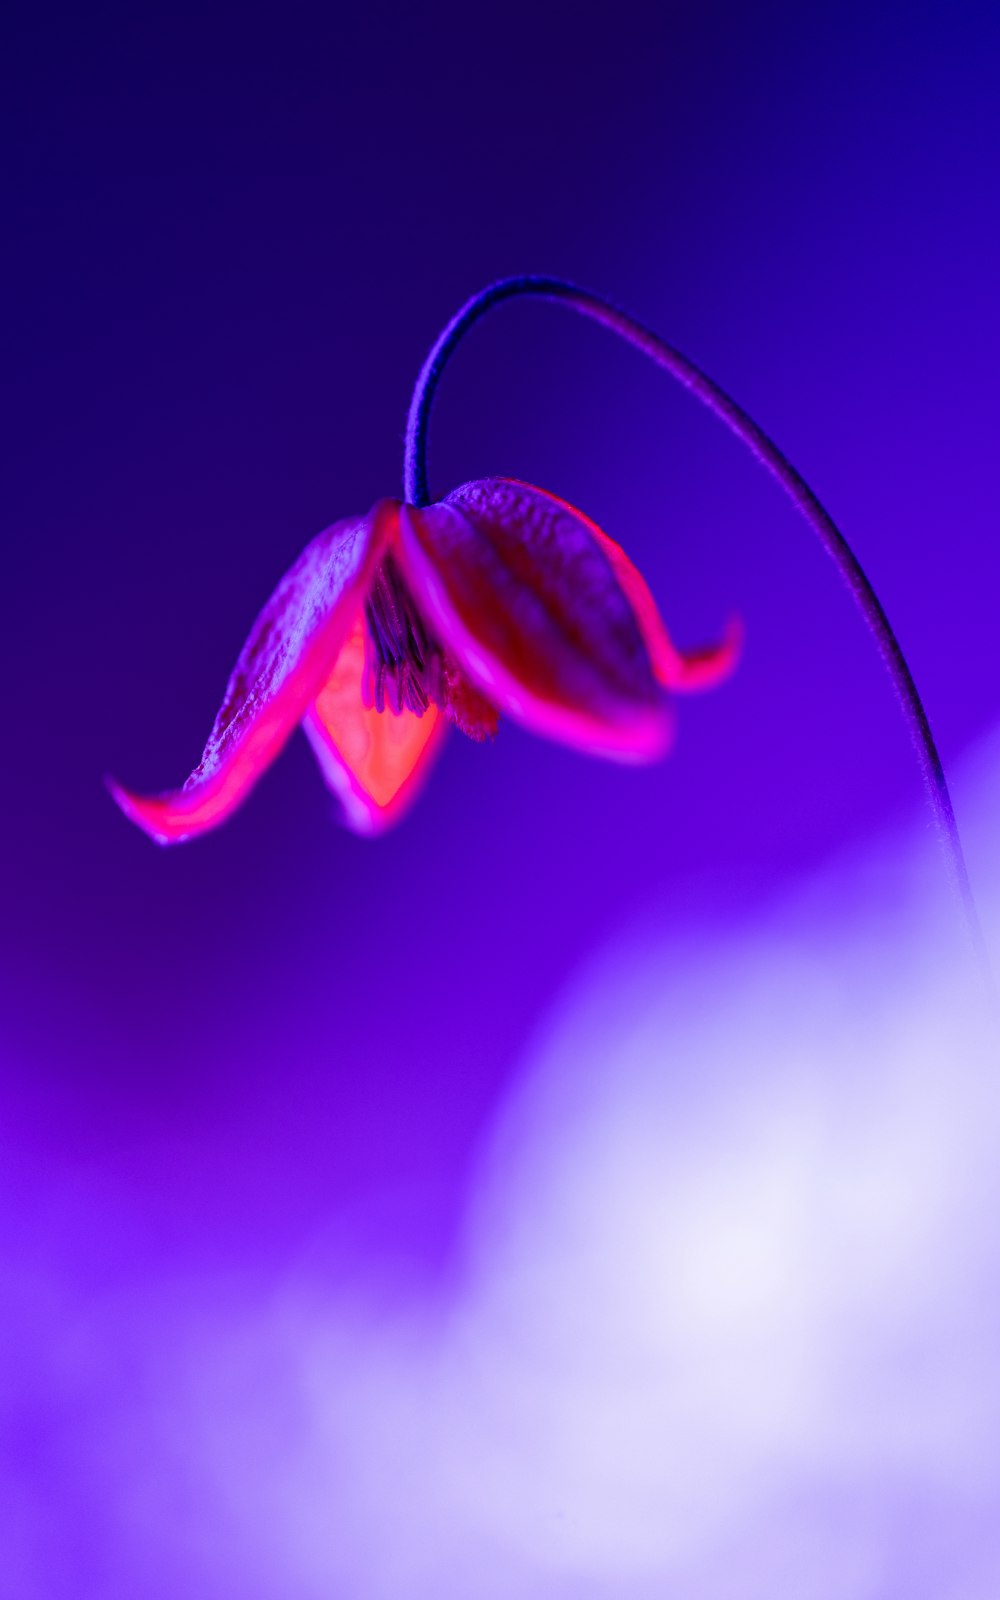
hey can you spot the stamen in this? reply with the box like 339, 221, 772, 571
364, 556, 440, 720
362, 555, 499, 740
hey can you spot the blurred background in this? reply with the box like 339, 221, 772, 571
3, 3, 999, 1595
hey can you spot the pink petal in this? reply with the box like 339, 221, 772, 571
570, 495, 742, 692
397, 479, 673, 760
301, 612, 447, 836
109, 501, 398, 844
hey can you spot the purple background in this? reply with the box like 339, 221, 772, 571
4, 3, 999, 1593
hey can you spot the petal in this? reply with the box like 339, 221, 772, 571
567, 495, 742, 693
301, 611, 446, 836
397, 479, 673, 760
109, 500, 399, 844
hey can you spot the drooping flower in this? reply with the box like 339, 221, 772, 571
109, 478, 737, 842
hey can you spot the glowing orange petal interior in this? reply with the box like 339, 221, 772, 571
303, 614, 442, 833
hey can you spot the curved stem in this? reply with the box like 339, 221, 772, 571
404, 275, 989, 977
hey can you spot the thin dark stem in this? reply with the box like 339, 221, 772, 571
404, 275, 989, 978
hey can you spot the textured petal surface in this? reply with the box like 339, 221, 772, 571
110, 501, 398, 843
302, 613, 445, 836
397, 479, 673, 760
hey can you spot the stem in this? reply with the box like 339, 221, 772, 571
404, 275, 989, 977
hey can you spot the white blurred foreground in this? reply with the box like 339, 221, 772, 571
6, 737, 1000, 1599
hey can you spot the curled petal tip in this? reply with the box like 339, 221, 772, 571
671, 613, 744, 693
110, 507, 393, 846
105, 775, 179, 847
106, 748, 284, 844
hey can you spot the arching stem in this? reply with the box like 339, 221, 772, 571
404, 275, 988, 977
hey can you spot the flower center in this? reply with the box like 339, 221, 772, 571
362, 556, 500, 741
363, 555, 439, 716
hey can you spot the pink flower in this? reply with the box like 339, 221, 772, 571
109, 478, 737, 843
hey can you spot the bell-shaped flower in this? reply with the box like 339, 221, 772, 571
109, 478, 737, 843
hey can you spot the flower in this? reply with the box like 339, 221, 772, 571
109, 478, 738, 843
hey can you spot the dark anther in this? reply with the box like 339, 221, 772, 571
365, 556, 440, 718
